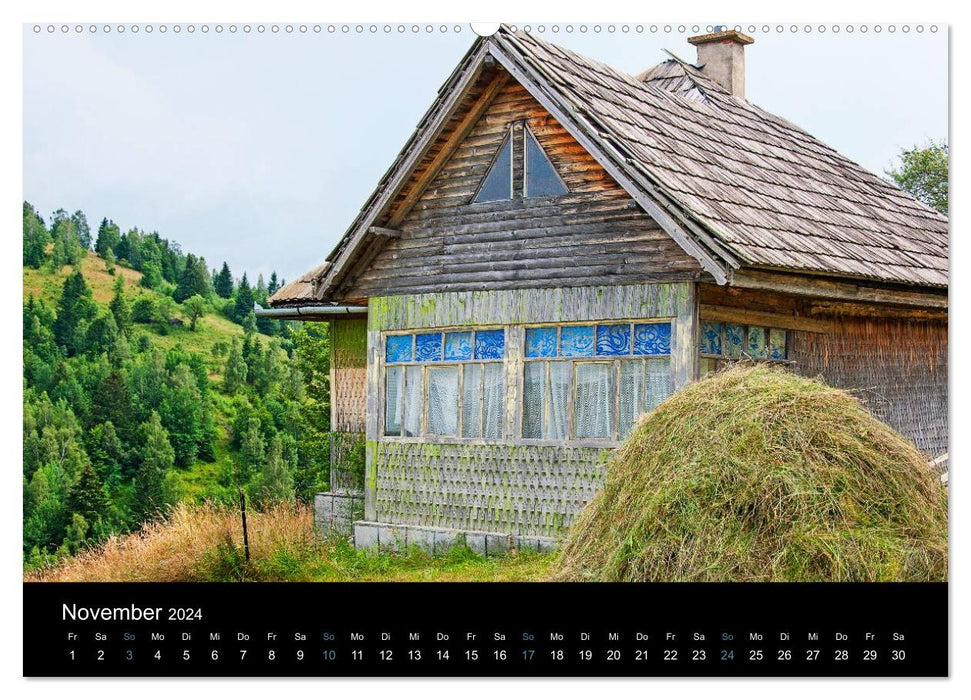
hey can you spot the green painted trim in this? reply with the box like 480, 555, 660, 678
369, 282, 693, 331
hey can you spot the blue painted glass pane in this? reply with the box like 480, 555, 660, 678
596, 324, 631, 356
385, 335, 413, 363
633, 323, 671, 355
474, 329, 505, 359
444, 331, 473, 361
525, 327, 558, 358
415, 333, 443, 362
747, 327, 766, 358
700, 322, 722, 355
560, 326, 595, 357
525, 130, 568, 198
724, 324, 745, 358
769, 328, 787, 360
473, 135, 512, 203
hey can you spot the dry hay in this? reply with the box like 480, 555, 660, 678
554, 365, 948, 582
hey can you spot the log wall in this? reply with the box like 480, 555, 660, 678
344, 81, 703, 300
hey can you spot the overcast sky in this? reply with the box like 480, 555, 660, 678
23, 23, 948, 283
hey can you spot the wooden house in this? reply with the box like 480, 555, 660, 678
261, 27, 948, 552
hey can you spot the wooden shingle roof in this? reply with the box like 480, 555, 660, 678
267, 261, 329, 307
495, 29, 948, 287
278, 27, 946, 307
636, 56, 729, 105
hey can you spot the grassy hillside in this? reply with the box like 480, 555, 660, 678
23, 251, 270, 378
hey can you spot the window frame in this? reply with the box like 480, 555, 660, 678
382, 328, 506, 442
521, 320, 674, 444
469, 120, 570, 205
523, 123, 569, 199
381, 319, 676, 447
699, 321, 791, 376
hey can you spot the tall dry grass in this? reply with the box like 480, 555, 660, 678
26, 501, 319, 582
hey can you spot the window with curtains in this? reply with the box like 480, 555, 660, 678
523, 322, 673, 442
383, 329, 505, 439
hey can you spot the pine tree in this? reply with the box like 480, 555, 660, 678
222, 338, 248, 394
92, 369, 134, 442
255, 274, 268, 305
267, 271, 280, 296
134, 412, 174, 523
67, 462, 108, 525
233, 273, 255, 323
95, 218, 122, 258
53, 269, 96, 355
256, 341, 285, 395
22, 201, 50, 268
174, 254, 211, 303
214, 262, 234, 298
109, 276, 132, 335
245, 337, 264, 386
71, 210, 91, 249
87, 421, 125, 486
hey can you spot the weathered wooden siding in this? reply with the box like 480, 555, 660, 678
699, 283, 948, 459
364, 283, 696, 536
344, 81, 703, 300
788, 317, 948, 459
330, 318, 367, 492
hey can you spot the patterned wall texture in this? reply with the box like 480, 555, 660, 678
789, 316, 948, 460
331, 318, 368, 493
332, 318, 368, 432
373, 442, 612, 538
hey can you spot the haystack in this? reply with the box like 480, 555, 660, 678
554, 365, 948, 582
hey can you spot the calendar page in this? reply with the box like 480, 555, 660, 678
21, 17, 949, 678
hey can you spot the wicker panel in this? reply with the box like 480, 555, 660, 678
332, 318, 368, 433
789, 317, 948, 459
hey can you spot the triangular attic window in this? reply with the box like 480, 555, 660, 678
473, 133, 513, 203
472, 123, 568, 204
525, 128, 568, 197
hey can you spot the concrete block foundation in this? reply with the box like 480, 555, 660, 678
352, 521, 558, 555
314, 491, 365, 536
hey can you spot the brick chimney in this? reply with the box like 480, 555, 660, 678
688, 28, 754, 97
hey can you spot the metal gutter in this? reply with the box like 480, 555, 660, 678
254, 305, 368, 319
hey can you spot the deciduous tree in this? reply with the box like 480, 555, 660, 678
887, 140, 948, 214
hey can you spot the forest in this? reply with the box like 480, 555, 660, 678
22, 201, 337, 568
